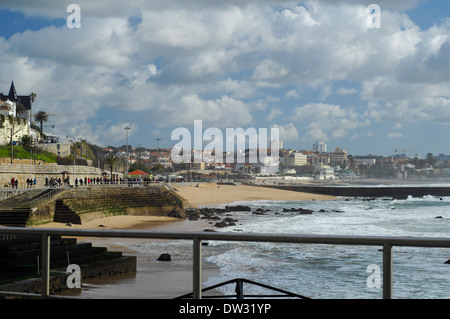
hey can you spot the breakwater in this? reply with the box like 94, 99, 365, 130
261, 184, 450, 199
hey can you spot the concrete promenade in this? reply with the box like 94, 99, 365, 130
0, 163, 123, 189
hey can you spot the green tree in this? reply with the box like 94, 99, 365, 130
426, 153, 436, 167
20, 135, 33, 152
129, 160, 150, 173
151, 163, 164, 173
103, 153, 118, 182
34, 110, 48, 134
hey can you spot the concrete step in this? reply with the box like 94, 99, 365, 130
0, 234, 125, 282
0, 209, 32, 227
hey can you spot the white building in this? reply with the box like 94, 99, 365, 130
0, 100, 16, 117
313, 141, 327, 153
330, 147, 347, 168
314, 165, 335, 180
285, 152, 307, 167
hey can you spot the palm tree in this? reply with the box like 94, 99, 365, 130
103, 153, 118, 183
20, 135, 33, 152
30, 92, 37, 103
34, 110, 48, 135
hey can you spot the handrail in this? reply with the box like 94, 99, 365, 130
29, 188, 65, 208
0, 227, 449, 299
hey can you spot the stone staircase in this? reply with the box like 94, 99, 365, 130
0, 209, 32, 227
0, 234, 132, 284
0, 189, 57, 227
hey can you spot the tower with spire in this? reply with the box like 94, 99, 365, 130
8, 81, 18, 102
0, 81, 35, 145
0, 81, 33, 121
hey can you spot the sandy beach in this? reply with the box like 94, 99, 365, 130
33, 183, 337, 298
173, 182, 336, 207
37, 183, 336, 230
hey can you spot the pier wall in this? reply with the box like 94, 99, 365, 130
30, 186, 188, 226
263, 185, 450, 199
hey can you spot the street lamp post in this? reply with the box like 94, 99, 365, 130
124, 127, 131, 179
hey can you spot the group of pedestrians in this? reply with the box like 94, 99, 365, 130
75, 176, 104, 187
9, 177, 37, 189
10, 177, 18, 189
26, 177, 37, 188
7, 176, 125, 189
45, 177, 62, 188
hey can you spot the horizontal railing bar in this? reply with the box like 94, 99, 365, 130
0, 227, 449, 248
0, 290, 79, 299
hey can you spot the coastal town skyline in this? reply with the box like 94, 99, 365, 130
0, 1, 449, 159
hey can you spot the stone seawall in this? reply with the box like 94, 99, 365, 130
30, 186, 189, 226
262, 185, 450, 199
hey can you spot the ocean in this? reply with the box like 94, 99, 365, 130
74, 190, 450, 299
201, 194, 450, 299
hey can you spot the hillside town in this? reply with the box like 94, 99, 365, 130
109, 142, 450, 183
0, 81, 449, 187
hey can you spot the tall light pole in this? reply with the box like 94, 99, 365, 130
156, 137, 162, 165
125, 126, 131, 178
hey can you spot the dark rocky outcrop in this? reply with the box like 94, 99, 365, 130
157, 253, 171, 261
225, 205, 252, 212
282, 207, 313, 214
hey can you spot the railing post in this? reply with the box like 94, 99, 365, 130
383, 244, 393, 299
235, 278, 244, 299
193, 237, 202, 299
41, 233, 50, 298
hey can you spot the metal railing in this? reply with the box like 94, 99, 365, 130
29, 188, 66, 208
0, 227, 449, 299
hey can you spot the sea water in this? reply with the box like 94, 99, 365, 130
201, 195, 450, 299
75, 192, 450, 299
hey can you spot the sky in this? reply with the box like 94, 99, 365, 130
0, 0, 449, 158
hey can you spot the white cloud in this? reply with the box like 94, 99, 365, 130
284, 89, 299, 99
267, 108, 283, 122
0, 0, 448, 152
293, 103, 367, 142
270, 123, 299, 142
388, 132, 403, 138
169, 94, 253, 128
336, 88, 357, 95
252, 59, 289, 81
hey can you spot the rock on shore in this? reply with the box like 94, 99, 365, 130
184, 204, 342, 229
